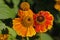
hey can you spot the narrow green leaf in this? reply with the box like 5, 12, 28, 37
0, 20, 7, 34
7, 35, 16, 40
12, 0, 20, 13
0, 31, 1, 34
12, 0, 20, 6
6, 0, 11, 3
38, 33, 53, 40
0, 22, 17, 40
55, 14, 60, 23
0, 20, 7, 30
7, 27, 17, 38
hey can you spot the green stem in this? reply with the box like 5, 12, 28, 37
22, 37, 25, 40
39, 33, 42, 40
26, 37, 29, 40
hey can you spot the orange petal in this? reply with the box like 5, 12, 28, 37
26, 26, 36, 37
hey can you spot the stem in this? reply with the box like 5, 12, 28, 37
39, 33, 42, 40
22, 37, 25, 40
26, 37, 29, 40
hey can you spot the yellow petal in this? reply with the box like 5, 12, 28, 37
23, 9, 34, 17
26, 26, 36, 37
48, 25, 52, 30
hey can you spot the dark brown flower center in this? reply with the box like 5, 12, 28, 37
37, 16, 45, 23
21, 16, 33, 27
28, 18, 31, 21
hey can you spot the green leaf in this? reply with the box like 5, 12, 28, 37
7, 35, 16, 40
0, 31, 1, 34
0, 0, 17, 19
0, 20, 7, 33
12, 0, 20, 6
0, 0, 5, 4
0, 4, 16, 19
7, 27, 17, 38
9, 9, 17, 19
0, 21, 17, 40
55, 14, 60, 23
38, 33, 53, 40
0, 20, 7, 30
12, 0, 20, 13
6, 0, 11, 3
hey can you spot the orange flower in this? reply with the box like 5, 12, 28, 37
20, 2, 30, 11
14, 2, 36, 37
54, 0, 60, 11
18, 9, 34, 19
0, 34, 9, 40
33, 11, 54, 32
12, 16, 36, 37
18, 2, 34, 19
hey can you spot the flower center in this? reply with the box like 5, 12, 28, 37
28, 18, 31, 21
21, 16, 33, 27
37, 16, 45, 23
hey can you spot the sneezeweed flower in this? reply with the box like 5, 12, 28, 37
18, 2, 34, 19
12, 16, 36, 37
54, 0, 60, 11
0, 34, 9, 40
20, 2, 30, 11
33, 11, 54, 33
13, 2, 36, 37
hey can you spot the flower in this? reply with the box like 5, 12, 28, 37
33, 11, 54, 32
12, 16, 36, 37
20, 2, 30, 11
0, 34, 9, 40
54, 0, 60, 11
18, 2, 34, 19
18, 9, 34, 19
13, 2, 36, 37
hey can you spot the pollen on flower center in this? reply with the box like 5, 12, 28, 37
36, 16, 45, 23
21, 16, 33, 27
